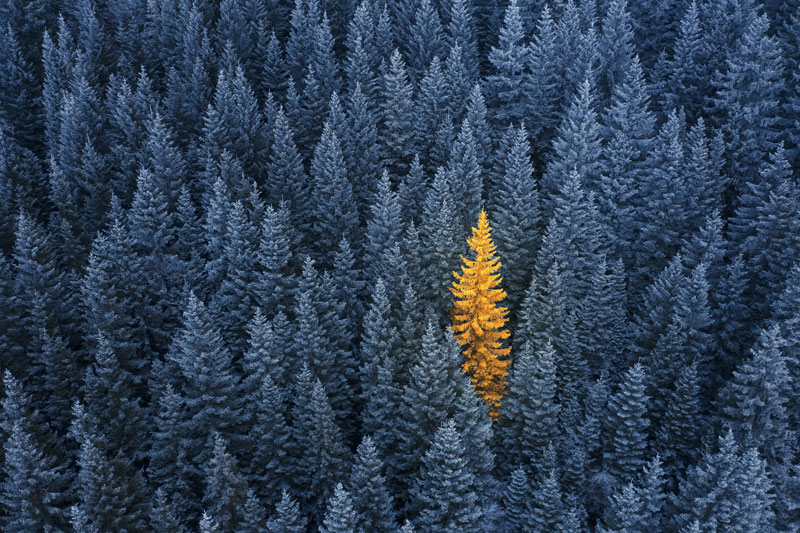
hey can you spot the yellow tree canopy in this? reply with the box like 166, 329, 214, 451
450, 208, 511, 420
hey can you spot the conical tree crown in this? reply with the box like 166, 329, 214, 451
450, 208, 511, 419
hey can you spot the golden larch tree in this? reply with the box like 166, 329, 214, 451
449, 208, 511, 420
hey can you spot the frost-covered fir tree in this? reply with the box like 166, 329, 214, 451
348, 436, 396, 532
604, 363, 650, 483
410, 420, 483, 532
266, 490, 307, 533
319, 483, 358, 533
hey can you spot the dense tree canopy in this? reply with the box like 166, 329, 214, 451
0, 0, 798, 531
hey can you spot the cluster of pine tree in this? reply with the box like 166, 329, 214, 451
1, 0, 799, 531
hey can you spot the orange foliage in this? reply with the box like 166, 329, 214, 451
450, 209, 511, 420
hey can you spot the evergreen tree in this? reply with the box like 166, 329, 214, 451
553, 0, 596, 101
308, 13, 342, 107
400, 156, 427, 224
364, 172, 403, 287
374, 6, 395, 68
203, 434, 249, 532
719, 325, 797, 529
683, 121, 726, 235
332, 237, 366, 342
450, 209, 511, 419
443, 50, 470, 122
53, 66, 107, 237
414, 57, 450, 170
310, 121, 359, 267
293, 258, 358, 429
239, 489, 268, 533
600, 483, 646, 533
771, 262, 800, 430
267, 107, 309, 230
348, 436, 396, 533
76, 0, 113, 85
344, 6, 376, 95
448, 354, 495, 502
659, 1, 705, 118
199, 176, 232, 301
542, 77, 603, 217
629, 0, 680, 69
636, 110, 690, 305
151, 488, 182, 533
408, 0, 446, 80
10, 210, 73, 379
515, 260, 568, 363
104, 71, 154, 202
72, 404, 151, 532
360, 278, 400, 393
83, 333, 147, 462
636, 457, 667, 532
70, 504, 98, 533
253, 29, 290, 100
320, 483, 358, 533
674, 430, 775, 532
362, 342, 402, 474
259, 205, 296, 302
531, 470, 566, 532
395, 322, 458, 493
142, 111, 187, 210
393, 322, 495, 511
464, 83, 492, 172
201, 66, 269, 187
578, 258, 630, 376
1, 377, 72, 532
0, 24, 42, 157
487, 0, 529, 126
709, 13, 784, 206
199, 512, 219, 533
598, 57, 656, 281
656, 361, 702, 477
148, 384, 189, 521
209, 199, 258, 352
604, 363, 650, 482
446, 118, 483, 235
380, 50, 416, 176
215, 0, 263, 71
81, 215, 150, 388
744, 153, 800, 323
490, 124, 539, 313
166, 292, 247, 508
26, 320, 78, 438
41, 21, 72, 157
525, 6, 561, 157
503, 467, 535, 532
247, 373, 292, 507
127, 167, 182, 355
534, 169, 605, 326
410, 420, 483, 532
266, 490, 307, 533
447, 0, 480, 81
497, 341, 560, 477
598, 0, 636, 100
388, 0, 417, 53
603, 456, 666, 532
419, 167, 462, 315
344, 82, 380, 208
291, 371, 350, 524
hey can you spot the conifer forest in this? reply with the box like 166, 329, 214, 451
3, 0, 800, 530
